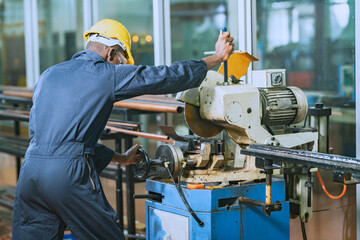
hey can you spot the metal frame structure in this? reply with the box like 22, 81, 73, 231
238, 0, 255, 84
24, 0, 40, 88
153, 0, 171, 66
83, 0, 99, 46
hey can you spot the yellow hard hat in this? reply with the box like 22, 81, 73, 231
84, 19, 134, 65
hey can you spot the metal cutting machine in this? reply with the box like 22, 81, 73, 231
132, 53, 360, 239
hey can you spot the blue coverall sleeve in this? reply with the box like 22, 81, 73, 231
93, 143, 115, 173
113, 59, 208, 101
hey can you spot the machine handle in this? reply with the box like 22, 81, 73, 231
222, 27, 229, 85
131, 148, 150, 180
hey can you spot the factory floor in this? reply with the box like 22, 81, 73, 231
0, 152, 147, 239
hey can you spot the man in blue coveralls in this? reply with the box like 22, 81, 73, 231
12, 19, 234, 239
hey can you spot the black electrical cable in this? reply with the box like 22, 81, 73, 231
300, 216, 307, 240
164, 164, 204, 227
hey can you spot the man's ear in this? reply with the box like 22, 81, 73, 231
106, 48, 116, 62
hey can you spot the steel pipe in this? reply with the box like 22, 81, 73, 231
0, 110, 30, 120
105, 125, 175, 144
241, 144, 360, 176
113, 101, 183, 113
132, 95, 182, 105
107, 121, 139, 130
2, 90, 184, 113
3, 91, 33, 99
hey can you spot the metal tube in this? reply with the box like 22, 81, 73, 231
265, 174, 272, 205
132, 95, 182, 104
238, 197, 266, 207
116, 162, 123, 229
105, 125, 175, 144
224, 61, 228, 85
2, 91, 184, 114
124, 111, 136, 239
107, 121, 139, 129
0, 110, 30, 120
0, 198, 13, 210
113, 101, 183, 113
3, 91, 32, 99
242, 144, 360, 176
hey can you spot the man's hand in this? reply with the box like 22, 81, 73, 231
112, 144, 143, 165
203, 30, 235, 70
214, 30, 235, 62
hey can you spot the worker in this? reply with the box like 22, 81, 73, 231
12, 19, 234, 239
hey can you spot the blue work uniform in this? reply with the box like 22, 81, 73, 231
12, 50, 207, 239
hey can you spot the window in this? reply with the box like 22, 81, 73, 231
37, 0, 83, 73
255, 0, 355, 157
0, 0, 26, 86
170, 0, 238, 63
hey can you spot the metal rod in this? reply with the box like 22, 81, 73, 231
131, 95, 182, 105
105, 125, 175, 144
2, 90, 184, 113
124, 111, 136, 239
14, 109, 21, 180
238, 197, 266, 207
124, 234, 146, 240
113, 101, 183, 113
264, 159, 273, 214
107, 121, 139, 129
0, 198, 13, 209
115, 136, 124, 230
116, 163, 123, 229
0, 110, 30, 121
241, 144, 360, 176
133, 194, 162, 199
224, 60, 228, 84
3, 91, 32, 99
265, 174, 272, 205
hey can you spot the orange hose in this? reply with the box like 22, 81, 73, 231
315, 171, 347, 199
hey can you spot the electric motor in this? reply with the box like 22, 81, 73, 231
259, 86, 308, 126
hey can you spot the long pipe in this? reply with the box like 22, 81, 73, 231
113, 101, 183, 113
105, 125, 174, 144
107, 121, 139, 129
0, 110, 171, 144
0, 110, 30, 120
3, 91, 32, 99
133, 95, 182, 104
3, 90, 182, 105
3, 91, 184, 113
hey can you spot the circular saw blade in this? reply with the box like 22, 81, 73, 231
185, 103, 223, 137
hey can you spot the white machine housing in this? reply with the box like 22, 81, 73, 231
196, 70, 316, 148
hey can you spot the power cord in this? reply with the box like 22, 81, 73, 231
300, 216, 307, 240
164, 162, 204, 227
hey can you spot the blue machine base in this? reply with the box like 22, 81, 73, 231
146, 179, 289, 240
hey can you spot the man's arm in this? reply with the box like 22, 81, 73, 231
93, 143, 116, 173
202, 30, 234, 70
112, 30, 234, 101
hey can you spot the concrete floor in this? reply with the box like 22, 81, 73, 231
0, 152, 147, 238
